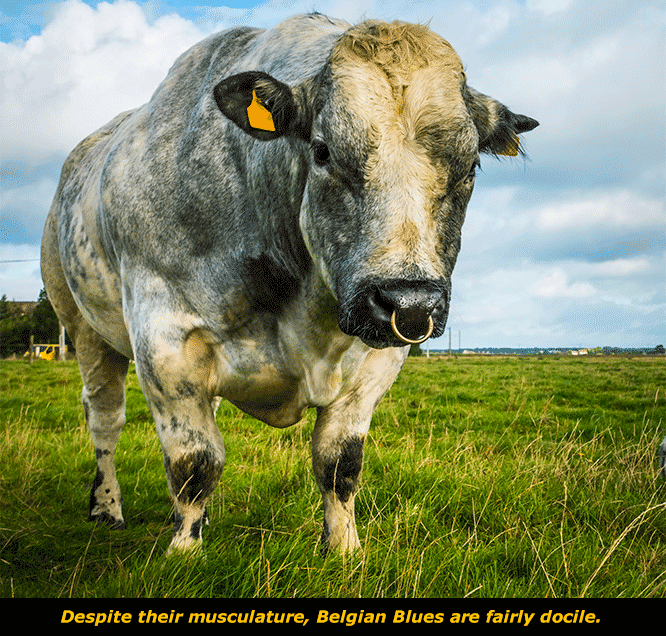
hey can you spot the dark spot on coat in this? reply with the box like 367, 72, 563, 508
90, 468, 104, 500
173, 511, 183, 537
190, 515, 204, 539
170, 415, 183, 432
234, 253, 301, 316
320, 435, 364, 502
164, 449, 223, 505
176, 380, 198, 398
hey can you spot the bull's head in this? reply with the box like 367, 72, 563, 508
214, 20, 538, 348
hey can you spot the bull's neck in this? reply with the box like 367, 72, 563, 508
247, 138, 312, 282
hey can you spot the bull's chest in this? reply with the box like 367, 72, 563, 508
214, 343, 305, 427
210, 326, 363, 429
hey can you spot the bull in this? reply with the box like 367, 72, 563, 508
41, 14, 538, 554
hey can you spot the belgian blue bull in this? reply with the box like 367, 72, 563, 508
41, 14, 538, 554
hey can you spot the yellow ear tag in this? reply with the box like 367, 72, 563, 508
247, 90, 275, 132
499, 134, 520, 157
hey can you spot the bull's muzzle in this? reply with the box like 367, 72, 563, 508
339, 279, 448, 349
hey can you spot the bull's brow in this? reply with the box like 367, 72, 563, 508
409, 120, 477, 190
414, 119, 477, 159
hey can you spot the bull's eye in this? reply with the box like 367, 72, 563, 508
311, 139, 331, 166
464, 160, 480, 185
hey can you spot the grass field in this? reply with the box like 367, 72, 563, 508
1, 354, 664, 598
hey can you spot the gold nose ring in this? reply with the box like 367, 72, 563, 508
390, 311, 434, 345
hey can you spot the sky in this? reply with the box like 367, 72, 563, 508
0, 0, 664, 349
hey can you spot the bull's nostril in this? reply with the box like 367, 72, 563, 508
367, 287, 394, 322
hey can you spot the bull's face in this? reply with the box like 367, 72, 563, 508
214, 21, 538, 348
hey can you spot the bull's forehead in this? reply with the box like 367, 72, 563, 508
326, 21, 477, 184
330, 20, 465, 89
333, 63, 476, 169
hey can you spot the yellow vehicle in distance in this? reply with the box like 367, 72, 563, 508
30, 344, 67, 360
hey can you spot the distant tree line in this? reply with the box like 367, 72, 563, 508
0, 290, 71, 357
602, 345, 665, 355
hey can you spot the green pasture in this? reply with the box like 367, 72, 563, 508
1, 354, 664, 598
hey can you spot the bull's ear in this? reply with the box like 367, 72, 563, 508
465, 87, 539, 157
214, 71, 305, 141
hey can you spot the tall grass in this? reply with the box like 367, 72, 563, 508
1, 355, 664, 597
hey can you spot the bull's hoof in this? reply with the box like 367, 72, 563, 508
319, 521, 361, 556
166, 536, 205, 559
89, 511, 126, 530
167, 509, 207, 556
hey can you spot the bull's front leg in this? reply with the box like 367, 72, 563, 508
158, 400, 225, 554
133, 322, 225, 554
312, 406, 367, 552
312, 347, 408, 554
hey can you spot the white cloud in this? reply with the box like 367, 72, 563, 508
526, 0, 573, 16
472, 30, 623, 114
587, 257, 651, 278
476, 5, 514, 47
531, 268, 596, 299
0, 0, 204, 165
461, 186, 525, 240
536, 189, 664, 232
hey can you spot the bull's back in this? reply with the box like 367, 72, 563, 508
42, 110, 137, 357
